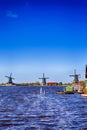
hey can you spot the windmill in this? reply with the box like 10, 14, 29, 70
85, 65, 87, 79
39, 73, 49, 86
69, 69, 80, 83
5, 73, 15, 84
85, 65, 87, 87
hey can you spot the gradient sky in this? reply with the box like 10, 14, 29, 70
0, 0, 87, 83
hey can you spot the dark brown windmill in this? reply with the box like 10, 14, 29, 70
69, 69, 80, 83
39, 73, 49, 86
5, 73, 15, 84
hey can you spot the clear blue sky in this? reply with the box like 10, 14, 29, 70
0, 0, 87, 83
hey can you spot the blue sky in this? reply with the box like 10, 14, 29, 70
0, 0, 87, 83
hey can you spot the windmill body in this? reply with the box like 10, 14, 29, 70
39, 73, 49, 86
69, 70, 82, 92
69, 70, 80, 83
5, 73, 15, 85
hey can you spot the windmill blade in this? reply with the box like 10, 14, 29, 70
74, 69, 76, 75
69, 75, 74, 77
5, 76, 9, 78
12, 78, 15, 80
43, 73, 45, 77
10, 73, 15, 79
79, 75, 81, 78
10, 73, 12, 77
46, 77, 49, 79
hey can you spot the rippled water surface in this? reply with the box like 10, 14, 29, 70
0, 86, 87, 130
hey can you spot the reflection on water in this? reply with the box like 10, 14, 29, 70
0, 86, 87, 130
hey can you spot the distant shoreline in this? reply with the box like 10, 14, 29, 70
0, 84, 67, 87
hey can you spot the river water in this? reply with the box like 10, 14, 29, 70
0, 86, 87, 130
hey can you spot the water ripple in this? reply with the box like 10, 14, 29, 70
0, 86, 87, 130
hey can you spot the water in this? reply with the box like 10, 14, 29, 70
0, 86, 87, 130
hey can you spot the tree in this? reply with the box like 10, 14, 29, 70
58, 82, 63, 86
80, 81, 86, 88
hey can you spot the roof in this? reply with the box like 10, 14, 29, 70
47, 82, 57, 84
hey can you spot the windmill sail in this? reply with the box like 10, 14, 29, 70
5, 73, 15, 84
69, 69, 80, 83
39, 73, 49, 86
